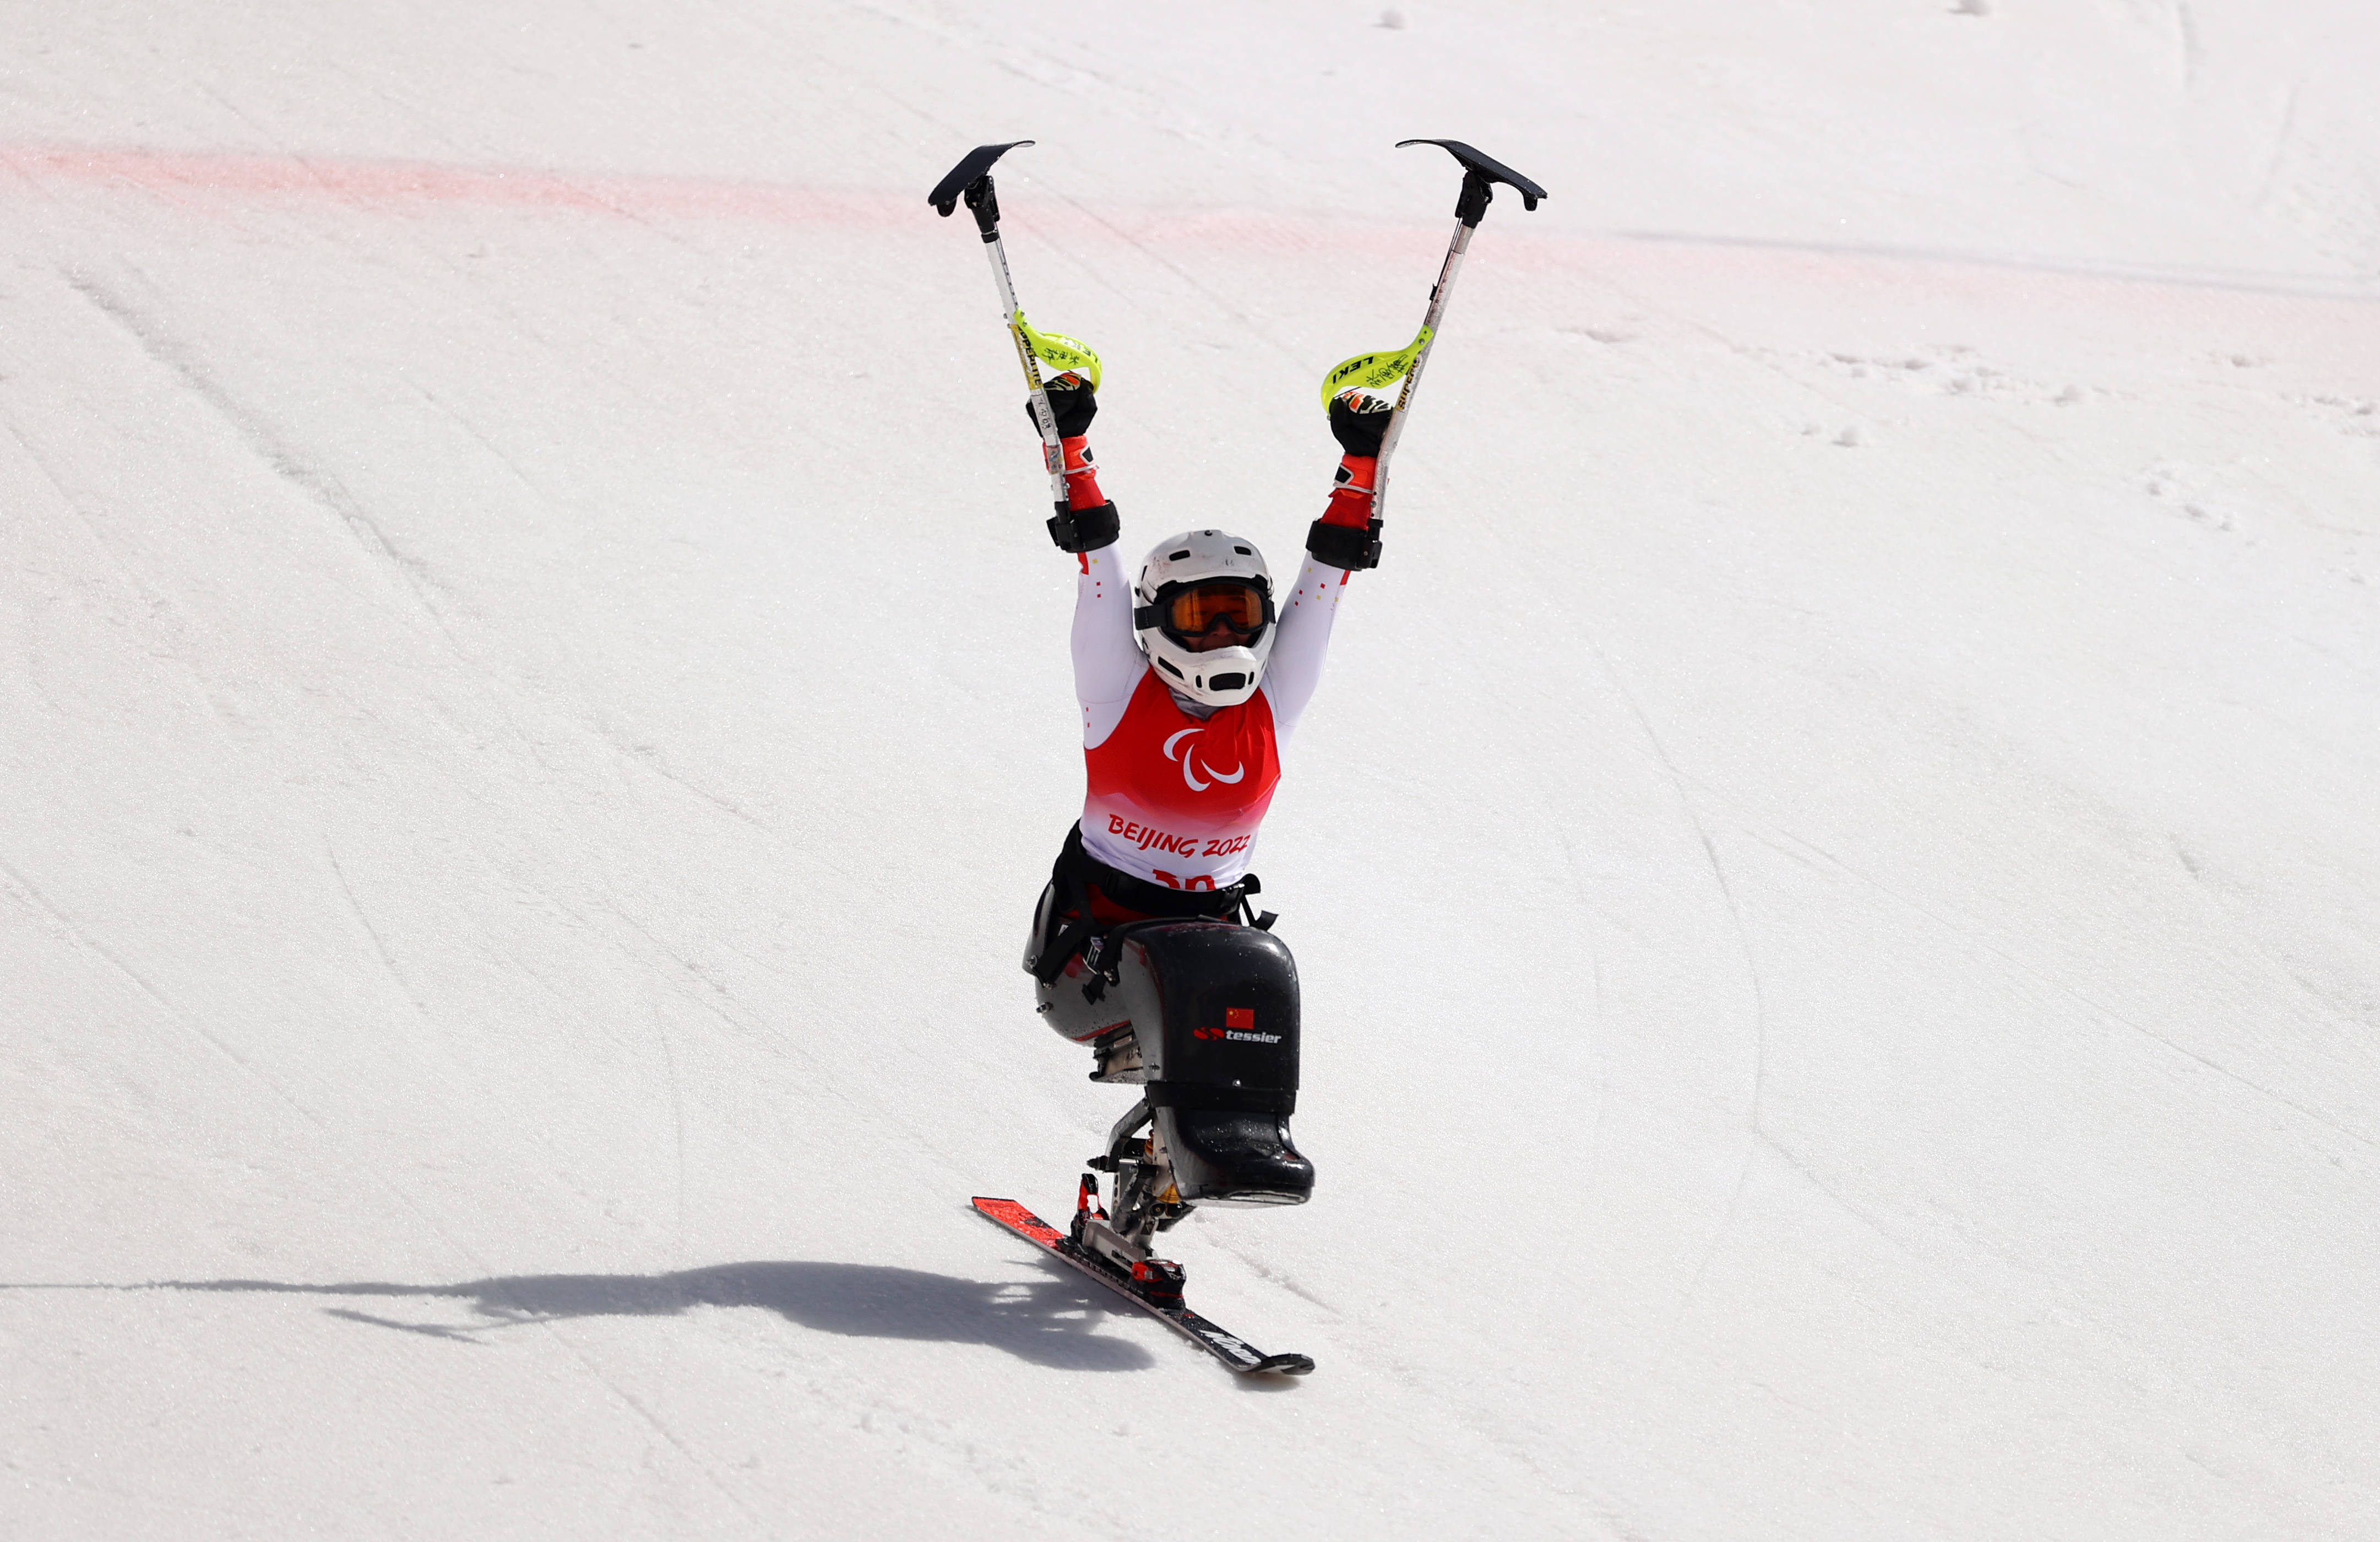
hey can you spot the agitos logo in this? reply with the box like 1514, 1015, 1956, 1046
1194, 1008, 1279, 1045
1162, 727, 1246, 793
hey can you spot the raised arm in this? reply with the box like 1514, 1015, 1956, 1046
1266, 392, 1392, 738
1037, 373, 1143, 746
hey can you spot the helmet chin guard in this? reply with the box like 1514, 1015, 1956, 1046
1133, 530, 1276, 709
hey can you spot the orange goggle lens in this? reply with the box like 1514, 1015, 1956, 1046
1167, 582, 1267, 636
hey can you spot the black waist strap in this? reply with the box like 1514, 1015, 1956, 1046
1057, 822, 1248, 919
1028, 824, 1271, 987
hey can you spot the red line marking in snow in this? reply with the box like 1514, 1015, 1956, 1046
0, 142, 1507, 273
5, 140, 2374, 337
0, 142, 918, 228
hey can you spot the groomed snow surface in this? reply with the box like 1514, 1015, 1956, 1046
4, 3, 2377, 1536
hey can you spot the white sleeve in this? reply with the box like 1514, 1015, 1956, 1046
1072, 543, 1144, 747
1262, 555, 1349, 747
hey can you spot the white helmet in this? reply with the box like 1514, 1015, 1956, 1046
1133, 530, 1277, 709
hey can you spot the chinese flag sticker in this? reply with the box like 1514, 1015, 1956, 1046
1225, 1007, 1255, 1030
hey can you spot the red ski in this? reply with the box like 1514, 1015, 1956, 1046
970, 1197, 1315, 1376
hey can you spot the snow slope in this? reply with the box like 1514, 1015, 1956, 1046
3, 2, 2376, 1535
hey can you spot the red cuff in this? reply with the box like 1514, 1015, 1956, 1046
1062, 435, 1108, 510
1319, 454, 1377, 529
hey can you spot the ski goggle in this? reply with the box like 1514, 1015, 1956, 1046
1137, 580, 1273, 640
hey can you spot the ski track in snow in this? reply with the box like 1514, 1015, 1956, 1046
63, 268, 466, 647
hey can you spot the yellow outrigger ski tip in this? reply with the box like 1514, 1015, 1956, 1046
1319, 326, 1432, 412
1013, 310, 1101, 392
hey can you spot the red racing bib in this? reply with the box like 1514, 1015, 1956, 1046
1081, 670, 1283, 889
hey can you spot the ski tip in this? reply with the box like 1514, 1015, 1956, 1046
1247, 1352, 1316, 1377
971, 1196, 1067, 1245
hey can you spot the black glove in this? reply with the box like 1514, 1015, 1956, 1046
1329, 390, 1392, 457
1026, 371, 1099, 439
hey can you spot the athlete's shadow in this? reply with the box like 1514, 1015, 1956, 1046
80, 1262, 1155, 1371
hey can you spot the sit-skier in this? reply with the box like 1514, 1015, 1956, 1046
1020, 369, 1389, 1296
